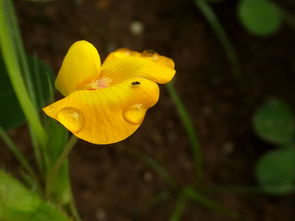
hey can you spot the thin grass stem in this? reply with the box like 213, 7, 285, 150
69, 195, 82, 221
45, 135, 78, 198
166, 83, 203, 184
169, 194, 187, 221
0, 126, 36, 179
184, 186, 241, 219
28, 126, 45, 174
6, 0, 37, 105
131, 150, 177, 188
32, 55, 44, 107
201, 185, 267, 195
194, 0, 240, 77
0, 0, 47, 148
46, 69, 54, 103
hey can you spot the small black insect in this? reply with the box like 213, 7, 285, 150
131, 81, 141, 85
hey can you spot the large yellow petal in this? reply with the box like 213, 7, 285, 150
43, 77, 159, 144
100, 49, 175, 87
55, 40, 101, 96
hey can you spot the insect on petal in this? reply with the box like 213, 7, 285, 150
43, 77, 159, 144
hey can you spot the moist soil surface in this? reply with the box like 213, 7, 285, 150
1, 0, 295, 220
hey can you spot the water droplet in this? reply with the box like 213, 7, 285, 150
142, 50, 159, 61
57, 107, 84, 133
142, 49, 156, 56
123, 104, 146, 125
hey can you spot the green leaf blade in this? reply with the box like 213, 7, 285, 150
0, 55, 54, 130
238, 0, 282, 36
0, 170, 71, 221
256, 148, 295, 194
0, 57, 25, 129
253, 99, 295, 145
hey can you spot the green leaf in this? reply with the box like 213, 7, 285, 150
253, 99, 295, 145
45, 118, 72, 205
0, 170, 71, 221
0, 55, 53, 130
238, 0, 282, 36
29, 55, 54, 107
0, 57, 24, 129
256, 147, 295, 194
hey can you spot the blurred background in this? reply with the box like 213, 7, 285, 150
1, 0, 295, 220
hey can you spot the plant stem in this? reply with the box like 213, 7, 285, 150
129, 149, 177, 188
148, 190, 172, 209
32, 55, 44, 107
0, 126, 36, 179
6, 0, 36, 106
69, 196, 82, 221
184, 187, 241, 219
166, 83, 203, 184
5, 0, 49, 173
194, 0, 240, 77
170, 194, 187, 221
0, 0, 47, 148
201, 185, 266, 194
45, 135, 78, 198
29, 126, 46, 174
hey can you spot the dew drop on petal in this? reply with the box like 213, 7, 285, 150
142, 50, 159, 61
57, 107, 85, 133
123, 104, 146, 125
142, 49, 156, 56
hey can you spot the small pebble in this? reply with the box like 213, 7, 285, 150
202, 106, 213, 116
129, 21, 144, 35
96, 207, 107, 221
143, 171, 153, 183
222, 141, 235, 155
212, 77, 222, 86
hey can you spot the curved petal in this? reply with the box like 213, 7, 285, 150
43, 77, 159, 144
55, 40, 101, 96
100, 49, 175, 86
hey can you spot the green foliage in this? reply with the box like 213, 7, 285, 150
0, 55, 53, 130
238, 0, 282, 36
45, 119, 72, 205
256, 147, 295, 194
29, 55, 54, 107
0, 0, 47, 147
253, 99, 295, 145
0, 170, 71, 221
194, 0, 240, 77
0, 0, 78, 218
0, 57, 24, 129
253, 99, 295, 194
166, 83, 203, 183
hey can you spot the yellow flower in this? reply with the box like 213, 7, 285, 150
43, 40, 175, 144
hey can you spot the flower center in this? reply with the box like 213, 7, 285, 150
85, 77, 112, 90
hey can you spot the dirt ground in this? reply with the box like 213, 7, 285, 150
1, 0, 295, 220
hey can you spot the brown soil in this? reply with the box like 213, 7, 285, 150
1, 0, 295, 220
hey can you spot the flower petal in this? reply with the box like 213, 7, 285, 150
55, 40, 101, 96
101, 49, 175, 86
43, 77, 159, 144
